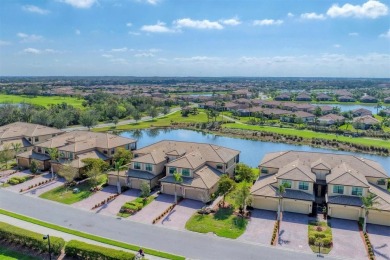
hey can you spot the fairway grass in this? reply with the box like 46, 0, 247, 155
0, 94, 84, 108
223, 123, 390, 149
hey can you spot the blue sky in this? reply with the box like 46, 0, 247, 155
0, 0, 389, 77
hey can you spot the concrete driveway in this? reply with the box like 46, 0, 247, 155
131, 194, 174, 224
329, 218, 367, 260
367, 224, 390, 260
95, 189, 140, 216
238, 209, 276, 245
24, 178, 65, 197
1, 170, 31, 186
278, 212, 311, 253
158, 199, 203, 230
5, 172, 51, 192
72, 185, 117, 209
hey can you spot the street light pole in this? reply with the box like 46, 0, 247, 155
43, 234, 52, 260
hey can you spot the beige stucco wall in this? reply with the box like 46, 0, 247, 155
366, 177, 388, 190
131, 161, 163, 176
277, 179, 314, 194
283, 199, 312, 214
260, 167, 278, 175
327, 204, 362, 220
312, 169, 330, 180
17, 157, 30, 169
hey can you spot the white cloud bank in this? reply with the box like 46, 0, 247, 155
327, 0, 388, 18
220, 17, 241, 26
22, 5, 50, 15
17, 33, 43, 43
253, 19, 283, 26
379, 29, 390, 38
301, 12, 326, 20
174, 18, 224, 30
141, 21, 175, 33
22, 48, 61, 54
60, 0, 97, 9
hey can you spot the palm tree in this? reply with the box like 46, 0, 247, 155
375, 102, 383, 115
173, 171, 183, 204
112, 158, 127, 194
277, 183, 289, 221
47, 148, 59, 179
361, 193, 378, 234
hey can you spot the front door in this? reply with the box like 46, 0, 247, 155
317, 185, 322, 197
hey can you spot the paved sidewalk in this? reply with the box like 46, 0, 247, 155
95, 189, 140, 216
0, 214, 163, 260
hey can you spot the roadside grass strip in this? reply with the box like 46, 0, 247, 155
0, 208, 185, 260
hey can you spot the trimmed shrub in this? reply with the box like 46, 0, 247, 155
0, 221, 65, 254
322, 238, 332, 247
65, 240, 135, 260
308, 235, 316, 245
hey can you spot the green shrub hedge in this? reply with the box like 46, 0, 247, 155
8, 176, 30, 185
0, 222, 65, 254
65, 240, 135, 260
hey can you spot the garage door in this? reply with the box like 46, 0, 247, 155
252, 197, 278, 211
368, 210, 390, 226
283, 200, 310, 214
130, 178, 142, 189
162, 184, 183, 196
331, 206, 360, 220
185, 189, 205, 201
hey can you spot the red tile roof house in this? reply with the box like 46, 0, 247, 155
353, 116, 381, 130
338, 95, 355, 102
251, 151, 390, 226
360, 95, 378, 103
352, 108, 372, 117
318, 114, 345, 126
295, 92, 312, 101
275, 93, 291, 101
281, 111, 315, 123
316, 93, 333, 101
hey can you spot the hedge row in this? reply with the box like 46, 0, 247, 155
363, 233, 375, 260
270, 220, 279, 245
0, 221, 65, 255
65, 240, 135, 260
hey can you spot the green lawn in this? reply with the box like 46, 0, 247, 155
0, 94, 84, 108
308, 221, 333, 254
0, 244, 39, 260
117, 196, 155, 218
39, 175, 107, 204
223, 123, 390, 149
94, 110, 224, 132
185, 207, 248, 239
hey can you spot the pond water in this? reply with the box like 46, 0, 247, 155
188, 93, 213, 97
313, 103, 380, 114
120, 128, 390, 176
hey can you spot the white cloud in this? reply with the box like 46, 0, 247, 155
333, 44, 341, 48
128, 31, 141, 36
134, 52, 155, 57
17, 33, 43, 43
126, 22, 133, 27
75, 29, 81, 35
220, 17, 241, 26
0, 40, 11, 46
287, 12, 294, 17
174, 18, 224, 30
300, 12, 326, 20
141, 21, 175, 33
22, 5, 50, 15
23, 48, 41, 54
174, 56, 221, 62
60, 0, 97, 9
327, 0, 388, 19
109, 58, 129, 65
22, 48, 62, 54
102, 54, 113, 58
253, 19, 283, 26
349, 32, 359, 36
110, 47, 128, 52
379, 29, 390, 38
138, 0, 160, 5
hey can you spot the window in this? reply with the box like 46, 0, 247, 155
182, 168, 190, 176
377, 179, 386, 185
352, 187, 363, 196
299, 181, 309, 190
103, 150, 107, 154
333, 185, 344, 194
261, 168, 268, 174
145, 164, 153, 171
134, 154, 139, 158
126, 144, 130, 150
35, 137, 39, 142
111, 149, 115, 155
134, 162, 141, 170
281, 180, 292, 188
69, 152, 73, 159
216, 164, 223, 170
169, 167, 176, 174
37, 147, 42, 153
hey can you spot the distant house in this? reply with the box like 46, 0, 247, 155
384, 97, 390, 104
295, 93, 312, 101
231, 89, 250, 99
318, 114, 345, 125
282, 111, 315, 123
352, 108, 372, 117
275, 93, 291, 101
338, 95, 355, 102
334, 89, 353, 97
316, 93, 332, 101
353, 116, 380, 129
360, 95, 378, 103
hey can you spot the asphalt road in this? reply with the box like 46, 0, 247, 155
0, 189, 338, 260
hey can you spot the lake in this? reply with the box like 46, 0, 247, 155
313, 103, 380, 114
120, 128, 390, 176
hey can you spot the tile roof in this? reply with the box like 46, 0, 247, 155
276, 160, 316, 182
57, 150, 109, 168
17, 150, 50, 161
326, 162, 369, 187
0, 122, 63, 139
327, 195, 363, 207
0, 138, 32, 151
369, 185, 390, 212
166, 150, 206, 169
132, 150, 166, 164
353, 115, 380, 125
319, 114, 345, 121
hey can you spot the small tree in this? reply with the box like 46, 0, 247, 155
112, 117, 119, 127
217, 174, 236, 208
113, 147, 133, 165
277, 182, 289, 221
361, 193, 378, 234
148, 107, 159, 119
47, 148, 59, 179
140, 181, 151, 199
162, 106, 170, 115
11, 142, 22, 158
173, 171, 183, 204
79, 110, 98, 130
30, 160, 39, 174
112, 159, 128, 194
132, 110, 141, 123
232, 182, 252, 214
235, 163, 256, 183
86, 164, 103, 187
0, 144, 13, 169
57, 164, 78, 191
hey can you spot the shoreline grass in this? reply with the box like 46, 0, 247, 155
0, 209, 184, 260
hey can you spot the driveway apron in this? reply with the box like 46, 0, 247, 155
367, 224, 390, 260
72, 185, 117, 209
95, 188, 140, 216
131, 194, 174, 224
239, 209, 276, 245
158, 199, 203, 230
278, 212, 311, 253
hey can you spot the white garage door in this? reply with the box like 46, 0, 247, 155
368, 210, 390, 226
162, 184, 183, 196
331, 206, 360, 220
130, 178, 142, 189
283, 200, 310, 214
185, 189, 203, 201
252, 197, 278, 211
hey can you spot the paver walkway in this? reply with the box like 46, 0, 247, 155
95, 189, 140, 216
239, 209, 276, 245
367, 224, 390, 260
158, 199, 203, 230
73, 185, 117, 210
0, 214, 163, 260
131, 194, 174, 224
278, 212, 312, 253
329, 218, 367, 260
24, 178, 65, 197
5, 172, 51, 192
